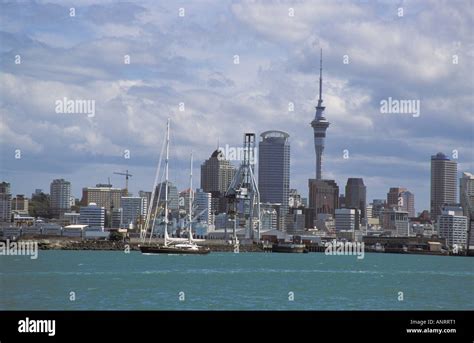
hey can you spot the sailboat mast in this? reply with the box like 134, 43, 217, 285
164, 118, 170, 246
188, 153, 194, 243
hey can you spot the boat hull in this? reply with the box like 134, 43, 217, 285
139, 245, 210, 255
272, 243, 307, 253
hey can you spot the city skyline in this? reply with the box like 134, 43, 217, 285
1, 1, 472, 213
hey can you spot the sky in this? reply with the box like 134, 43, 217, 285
0, 0, 473, 214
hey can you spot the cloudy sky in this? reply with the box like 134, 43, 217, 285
1, 0, 472, 213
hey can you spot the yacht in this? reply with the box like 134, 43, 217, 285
139, 119, 210, 255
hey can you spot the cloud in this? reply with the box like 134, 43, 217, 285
0, 0, 472, 213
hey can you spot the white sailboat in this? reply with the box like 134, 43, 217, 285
139, 119, 210, 255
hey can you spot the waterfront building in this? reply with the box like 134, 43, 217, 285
371, 199, 386, 220
11, 194, 29, 215
308, 179, 339, 219
81, 185, 124, 213
345, 178, 367, 219
285, 208, 305, 233
438, 205, 468, 248
382, 207, 409, 236
387, 187, 406, 208
289, 189, 303, 208
195, 189, 212, 225
111, 208, 123, 228
201, 149, 236, 214
50, 179, 71, 218
335, 208, 360, 231
460, 172, 474, 248
154, 181, 179, 212
0, 182, 12, 222
79, 203, 105, 230
399, 190, 416, 218
387, 187, 415, 217
121, 196, 147, 229
431, 152, 457, 218
258, 130, 290, 230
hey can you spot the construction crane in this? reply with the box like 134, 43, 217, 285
114, 170, 133, 195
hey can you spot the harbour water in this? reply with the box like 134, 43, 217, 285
1, 251, 473, 310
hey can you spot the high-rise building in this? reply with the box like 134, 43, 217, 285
460, 172, 474, 215
387, 187, 406, 208
310, 49, 329, 180
258, 130, 290, 230
79, 203, 105, 230
382, 207, 409, 236
195, 189, 212, 225
260, 202, 280, 230
460, 172, 474, 248
335, 208, 360, 231
50, 179, 71, 218
81, 185, 124, 213
365, 205, 373, 219
338, 194, 346, 208
371, 199, 386, 220
345, 178, 367, 219
0, 182, 12, 222
399, 190, 415, 218
11, 194, 29, 215
386, 187, 415, 217
154, 181, 179, 212
431, 152, 457, 218
0, 182, 11, 194
438, 205, 468, 248
138, 191, 152, 209
308, 179, 339, 218
289, 189, 303, 208
121, 196, 147, 229
285, 208, 305, 233
111, 208, 123, 228
200, 150, 236, 214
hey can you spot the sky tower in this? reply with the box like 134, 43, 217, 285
311, 48, 330, 180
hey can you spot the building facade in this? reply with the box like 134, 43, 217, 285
382, 207, 409, 236
11, 194, 29, 215
345, 178, 367, 219
121, 196, 147, 229
81, 185, 124, 213
0, 182, 12, 222
438, 206, 468, 248
200, 149, 236, 214
258, 130, 290, 230
79, 203, 105, 230
195, 189, 212, 225
50, 179, 71, 218
335, 208, 359, 231
460, 172, 474, 215
308, 179, 339, 219
431, 152, 457, 218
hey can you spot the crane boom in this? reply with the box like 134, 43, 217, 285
113, 169, 133, 195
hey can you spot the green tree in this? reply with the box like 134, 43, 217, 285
29, 192, 52, 218
109, 231, 124, 241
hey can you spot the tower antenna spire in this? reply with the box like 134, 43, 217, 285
319, 48, 323, 102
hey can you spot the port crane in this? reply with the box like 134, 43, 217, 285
225, 133, 261, 241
